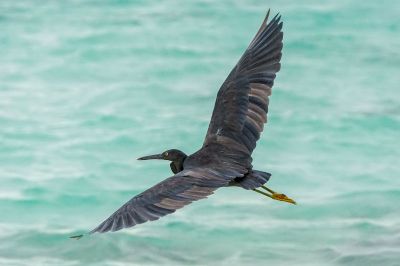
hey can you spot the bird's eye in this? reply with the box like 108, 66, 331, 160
164, 152, 168, 157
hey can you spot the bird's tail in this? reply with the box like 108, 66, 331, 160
234, 170, 271, 190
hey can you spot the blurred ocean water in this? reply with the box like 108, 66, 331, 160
0, 0, 399, 265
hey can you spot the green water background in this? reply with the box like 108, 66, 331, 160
0, 0, 399, 265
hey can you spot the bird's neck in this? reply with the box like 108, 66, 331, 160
170, 155, 187, 174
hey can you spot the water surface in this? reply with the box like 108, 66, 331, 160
0, 0, 399, 265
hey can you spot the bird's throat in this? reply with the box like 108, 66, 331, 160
170, 156, 186, 174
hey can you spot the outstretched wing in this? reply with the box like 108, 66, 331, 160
90, 168, 231, 234
204, 11, 283, 154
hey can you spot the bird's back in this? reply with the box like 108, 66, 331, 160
184, 140, 252, 178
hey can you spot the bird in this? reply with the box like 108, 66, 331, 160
70, 10, 295, 240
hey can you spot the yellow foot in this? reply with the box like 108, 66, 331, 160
253, 186, 297, 205
271, 193, 296, 205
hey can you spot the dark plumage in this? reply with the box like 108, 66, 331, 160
71, 10, 295, 239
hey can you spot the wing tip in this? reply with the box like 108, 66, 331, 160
265, 9, 282, 25
249, 10, 282, 48
69, 234, 84, 240
264, 9, 271, 24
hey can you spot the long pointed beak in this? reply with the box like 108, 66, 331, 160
137, 154, 164, 160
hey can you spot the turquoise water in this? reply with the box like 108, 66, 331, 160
1, 0, 399, 265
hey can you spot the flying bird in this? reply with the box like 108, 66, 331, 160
71, 10, 295, 239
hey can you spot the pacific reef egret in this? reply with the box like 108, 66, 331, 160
71, 10, 295, 240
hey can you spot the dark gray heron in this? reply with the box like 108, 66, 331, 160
71, 10, 295, 240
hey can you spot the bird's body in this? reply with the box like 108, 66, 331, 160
71, 10, 295, 239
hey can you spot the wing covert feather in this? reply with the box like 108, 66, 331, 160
90, 168, 226, 234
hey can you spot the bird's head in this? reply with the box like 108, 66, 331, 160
137, 149, 187, 162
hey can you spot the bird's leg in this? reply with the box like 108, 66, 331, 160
253, 186, 296, 205
261, 185, 276, 194
253, 188, 274, 199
